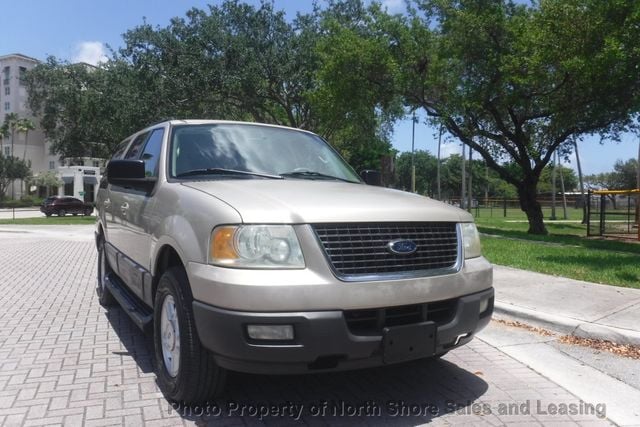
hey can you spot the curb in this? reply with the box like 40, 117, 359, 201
494, 301, 640, 346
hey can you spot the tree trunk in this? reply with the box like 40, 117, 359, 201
22, 130, 29, 161
518, 180, 548, 235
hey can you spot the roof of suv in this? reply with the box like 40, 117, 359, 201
153, 120, 316, 136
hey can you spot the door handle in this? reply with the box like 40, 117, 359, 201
120, 202, 129, 216
104, 198, 111, 209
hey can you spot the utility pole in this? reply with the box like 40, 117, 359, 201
467, 147, 473, 213
411, 114, 417, 193
461, 144, 466, 209
436, 125, 443, 200
574, 138, 587, 224
484, 163, 489, 207
558, 154, 568, 220
636, 134, 639, 225
550, 151, 557, 220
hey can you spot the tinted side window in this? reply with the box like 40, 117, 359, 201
140, 128, 164, 177
111, 138, 132, 160
125, 132, 150, 160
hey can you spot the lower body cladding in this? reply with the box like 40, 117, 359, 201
192, 288, 494, 374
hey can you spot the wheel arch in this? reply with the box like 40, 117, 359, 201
152, 243, 187, 302
95, 222, 105, 250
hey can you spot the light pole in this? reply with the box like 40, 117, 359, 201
550, 151, 557, 220
467, 146, 473, 213
574, 138, 587, 224
461, 143, 466, 209
558, 154, 567, 220
437, 125, 443, 200
636, 133, 639, 226
411, 114, 417, 193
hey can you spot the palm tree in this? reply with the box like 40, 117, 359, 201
0, 121, 8, 154
17, 118, 36, 197
4, 113, 19, 157
18, 118, 35, 161
3, 113, 19, 198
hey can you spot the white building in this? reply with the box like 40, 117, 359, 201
0, 53, 104, 202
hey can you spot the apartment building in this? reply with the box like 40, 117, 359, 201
0, 53, 104, 202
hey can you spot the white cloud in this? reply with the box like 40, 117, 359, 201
382, 0, 405, 13
440, 141, 464, 159
72, 41, 107, 66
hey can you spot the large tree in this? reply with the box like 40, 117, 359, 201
0, 155, 31, 200
395, 150, 437, 194
25, 59, 118, 159
586, 158, 639, 191
385, 0, 640, 233
309, 1, 404, 170
26, 1, 399, 171
1, 113, 19, 157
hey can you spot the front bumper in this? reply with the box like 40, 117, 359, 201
192, 287, 494, 374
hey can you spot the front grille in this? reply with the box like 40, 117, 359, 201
313, 222, 459, 278
344, 299, 458, 336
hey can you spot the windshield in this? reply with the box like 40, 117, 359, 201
169, 123, 361, 183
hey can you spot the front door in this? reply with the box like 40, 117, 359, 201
117, 127, 166, 303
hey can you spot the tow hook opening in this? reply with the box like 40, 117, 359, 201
308, 354, 345, 370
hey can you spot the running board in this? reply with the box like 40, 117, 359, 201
105, 273, 153, 333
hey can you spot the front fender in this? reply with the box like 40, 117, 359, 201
148, 183, 243, 278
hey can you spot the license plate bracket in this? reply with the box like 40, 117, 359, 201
382, 322, 436, 364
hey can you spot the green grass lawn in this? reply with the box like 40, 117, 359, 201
0, 216, 96, 225
474, 210, 640, 288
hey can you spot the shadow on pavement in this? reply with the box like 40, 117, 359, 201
104, 304, 155, 374
104, 304, 488, 425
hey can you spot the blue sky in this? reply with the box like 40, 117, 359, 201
2, 0, 637, 175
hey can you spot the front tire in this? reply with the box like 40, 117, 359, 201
96, 238, 116, 306
154, 267, 226, 403
58, 209, 66, 217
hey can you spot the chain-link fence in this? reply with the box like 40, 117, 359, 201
587, 190, 640, 241
443, 196, 586, 220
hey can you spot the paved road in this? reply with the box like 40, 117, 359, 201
0, 208, 45, 220
0, 208, 97, 220
0, 227, 616, 426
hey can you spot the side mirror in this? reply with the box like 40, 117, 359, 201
106, 159, 156, 192
360, 169, 382, 186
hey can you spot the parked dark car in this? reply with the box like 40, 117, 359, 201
40, 196, 93, 217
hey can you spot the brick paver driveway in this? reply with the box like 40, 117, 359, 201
0, 227, 611, 426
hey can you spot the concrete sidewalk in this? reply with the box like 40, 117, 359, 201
493, 265, 640, 345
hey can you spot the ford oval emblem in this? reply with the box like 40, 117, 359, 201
387, 239, 418, 255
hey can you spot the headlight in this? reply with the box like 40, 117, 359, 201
460, 223, 481, 259
210, 225, 305, 268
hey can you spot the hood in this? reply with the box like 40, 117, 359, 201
182, 179, 473, 224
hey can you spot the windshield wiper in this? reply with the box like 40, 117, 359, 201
176, 168, 283, 179
280, 170, 358, 183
